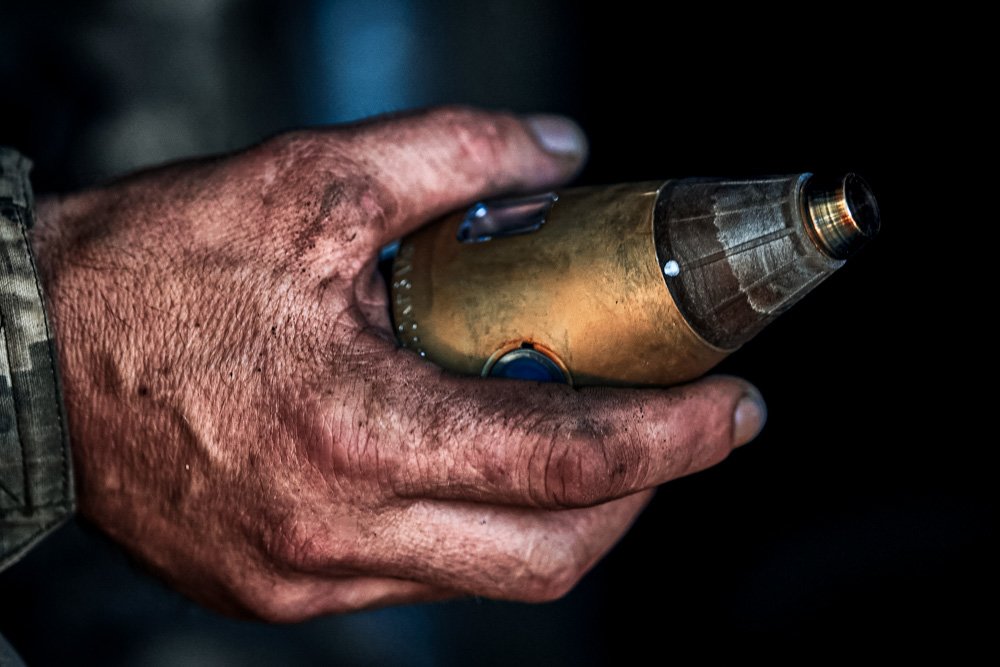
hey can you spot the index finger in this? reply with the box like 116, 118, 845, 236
316, 348, 766, 510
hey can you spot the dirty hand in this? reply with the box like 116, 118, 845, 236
30, 107, 765, 620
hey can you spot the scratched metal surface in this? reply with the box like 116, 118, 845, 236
654, 175, 842, 350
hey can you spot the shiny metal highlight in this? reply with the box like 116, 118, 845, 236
805, 173, 880, 260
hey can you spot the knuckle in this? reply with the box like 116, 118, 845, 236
259, 512, 330, 571
511, 535, 587, 602
436, 106, 512, 168
249, 130, 312, 169
211, 557, 313, 623
525, 566, 582, 603
349, 176, 398, 231
257, 129, 327, 160
249, 594, 307, 624
534, 424, 634, 507
309, 176, 398, 253
426, 104, 486, 132
324, 381, 411, 501
235, 582, 312, 623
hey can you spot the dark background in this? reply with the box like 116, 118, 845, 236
1, 1, 991, 664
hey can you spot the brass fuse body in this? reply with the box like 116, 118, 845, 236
390, 173, 877, 387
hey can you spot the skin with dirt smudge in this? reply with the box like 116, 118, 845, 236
28, 107, 764, 621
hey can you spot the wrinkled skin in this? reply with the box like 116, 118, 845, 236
30, 108, 764, 621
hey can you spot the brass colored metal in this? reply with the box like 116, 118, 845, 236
390, 174, 878, 387
391, 183, 728, 387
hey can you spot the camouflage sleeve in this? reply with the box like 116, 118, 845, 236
0, 147, 74, 572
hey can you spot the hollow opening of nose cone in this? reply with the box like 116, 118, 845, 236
843, 173, 880, 238
804, 173, 880, 260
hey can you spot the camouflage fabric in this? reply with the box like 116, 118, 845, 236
0, 147, 74, 572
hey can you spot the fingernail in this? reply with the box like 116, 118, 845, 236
732, 388, 767, 447
522, 114, 588, 158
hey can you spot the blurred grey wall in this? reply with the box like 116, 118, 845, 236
2, 0, 577, 190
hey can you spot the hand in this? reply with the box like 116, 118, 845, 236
30, 107, 766, 621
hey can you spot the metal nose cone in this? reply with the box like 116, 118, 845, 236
805, 173, 880, 260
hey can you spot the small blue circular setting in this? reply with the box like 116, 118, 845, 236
487, 348, 567, 383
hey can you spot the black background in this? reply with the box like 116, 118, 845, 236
1, 1, 990, 664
